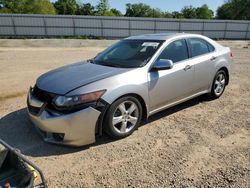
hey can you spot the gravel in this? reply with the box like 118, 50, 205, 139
0, 40, 249, 187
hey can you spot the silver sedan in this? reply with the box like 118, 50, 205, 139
27, 33, 233, 146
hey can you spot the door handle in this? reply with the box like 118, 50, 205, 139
184, 65, 192, 71
210, 56, 217, 61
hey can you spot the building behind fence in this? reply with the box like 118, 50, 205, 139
0, 14, 250, 39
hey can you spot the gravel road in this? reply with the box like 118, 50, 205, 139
0, 40, 249, 187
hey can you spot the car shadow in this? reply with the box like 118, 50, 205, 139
0, 94, 211, 157
146, 94, 212, 124
0, 108, 114, 157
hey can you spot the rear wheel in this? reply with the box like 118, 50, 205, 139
104, 96, 142, 139
209, 70, 227, 99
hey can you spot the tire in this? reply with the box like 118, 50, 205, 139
209, 70, 227, 99
104, 96, 142, 139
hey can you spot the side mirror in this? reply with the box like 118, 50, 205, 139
153, 59, 174, 71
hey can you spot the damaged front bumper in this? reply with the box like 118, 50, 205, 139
27, 89, 102, 147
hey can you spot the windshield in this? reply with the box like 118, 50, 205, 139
91, 40, 164, 68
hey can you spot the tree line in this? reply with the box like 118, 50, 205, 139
0, 0, 249, 20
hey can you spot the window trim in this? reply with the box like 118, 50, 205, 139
187, 37, 216, 59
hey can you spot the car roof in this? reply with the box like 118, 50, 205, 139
126, 32, 201, 41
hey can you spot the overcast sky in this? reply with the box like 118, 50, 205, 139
59, 0, 226, 14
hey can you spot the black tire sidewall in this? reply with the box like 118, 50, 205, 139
104, 96, 142, 139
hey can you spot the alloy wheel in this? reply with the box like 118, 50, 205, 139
214, 73, 226, 96
112, 101, 139, 134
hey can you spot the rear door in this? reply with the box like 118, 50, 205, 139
187, 38, 216, 92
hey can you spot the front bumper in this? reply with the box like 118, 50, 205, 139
27, 89, 101, 147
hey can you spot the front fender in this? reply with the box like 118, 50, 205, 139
66, 68, 150, 114
101, 83, 149, 106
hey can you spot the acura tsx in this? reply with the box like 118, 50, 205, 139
27, 33, 233, 146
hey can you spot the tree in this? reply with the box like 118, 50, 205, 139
76, 3, 95, 15
110, 8, 122, 16
162, 12, 173, 18
172, 11, 184, 19
96, 0, 110, 16
217, 3, 233, 19
181, 6, 197, 19
217, 0, 250, 20
33, 0, 56, 14
0, 0, 56, 14
54, 0, 78, 15
179, 5, 214, 19
125, 3, 167, 18
151, 8, 164, 18
102, 10, 115, 16
0, 0, 29, 13
125, 3, 152, 17
196, 4, 213, 19
231, 0, 250, 20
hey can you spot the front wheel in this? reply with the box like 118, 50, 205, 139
104, 96, 142, 139
209, 70, 227, 99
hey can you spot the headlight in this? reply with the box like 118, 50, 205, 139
54, 90, 106, 107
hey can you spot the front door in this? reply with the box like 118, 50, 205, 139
148, 39, 195, 112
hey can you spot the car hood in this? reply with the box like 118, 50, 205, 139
36, 61, 130, 95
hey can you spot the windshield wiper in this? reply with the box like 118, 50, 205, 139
102, 63, 122, 68
89, 59, 117, 67
91, 59, 136, 68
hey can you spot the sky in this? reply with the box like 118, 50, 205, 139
76, 0, 226, 14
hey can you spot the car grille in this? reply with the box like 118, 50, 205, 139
28, 85, 56, 116
32, 85, 55, 104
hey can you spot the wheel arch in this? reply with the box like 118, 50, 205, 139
98, 93, 148, 135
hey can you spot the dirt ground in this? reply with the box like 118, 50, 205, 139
0, 40, 249, 187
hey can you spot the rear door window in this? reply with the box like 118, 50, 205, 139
189, 38, 210, 57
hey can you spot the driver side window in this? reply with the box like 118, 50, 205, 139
157, 39, 189, 63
